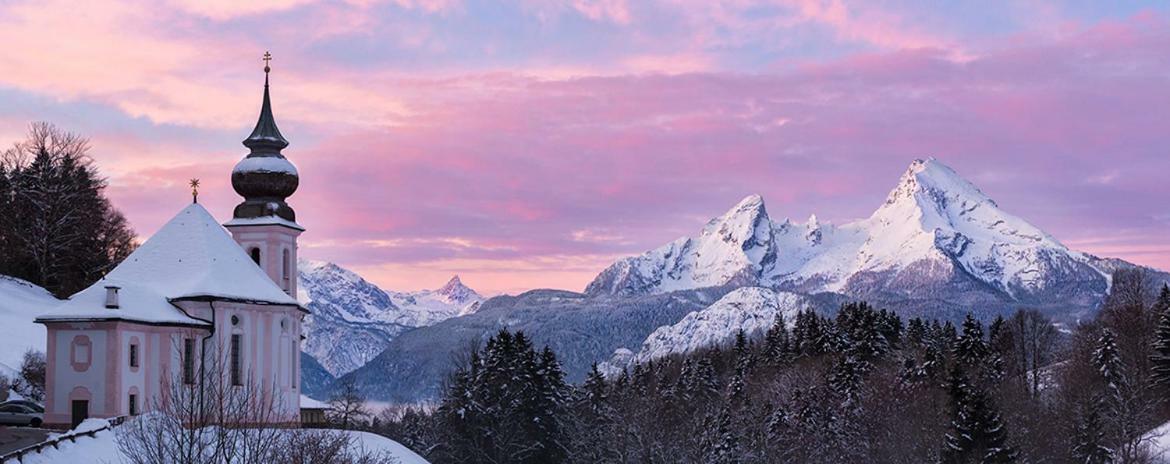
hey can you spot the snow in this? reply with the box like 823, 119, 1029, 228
0, 276, 60, 373
38, 203, 299, 326
299, 394, 329, 409
1142, 420, 1170, 461
299, 259, 485, 375
588, 158, 1114, 300
223, 215, 304, 231
232, 155, 298, 175
602, 287, 808, 372
19, 421, 429, 464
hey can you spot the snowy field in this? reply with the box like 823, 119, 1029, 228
19, 418, 429, 464
0, 276, 59, 375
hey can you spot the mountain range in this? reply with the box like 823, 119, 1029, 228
298, 260, 483, 377
3, 158, 1154, 404
329, 158, 1166, 402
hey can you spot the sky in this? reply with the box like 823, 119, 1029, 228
1, 0, 1168, 295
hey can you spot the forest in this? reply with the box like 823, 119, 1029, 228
365, 268, 1170, 464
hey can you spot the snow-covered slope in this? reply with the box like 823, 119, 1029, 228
587, 158, 1121, 313
602, 287, 809, 372
0, 276, 61, 375
21, 418, 430, 464
298, 260, 483, 376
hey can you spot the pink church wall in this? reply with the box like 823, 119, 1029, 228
224, 224, 302, 298
43, 321, 193, 428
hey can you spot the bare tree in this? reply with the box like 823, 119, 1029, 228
329, 377, 369, 430
1009, 309, 1059, 398
116, 330, 401, 463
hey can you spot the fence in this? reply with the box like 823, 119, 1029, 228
0, 415, 128, 463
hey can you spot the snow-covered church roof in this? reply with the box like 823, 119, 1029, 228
37, 203, 301, 326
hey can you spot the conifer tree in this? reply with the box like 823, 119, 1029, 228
1149, 285, 1170, 389
702, 408, 741, 464
1093, 329, 1126, 398
907, 317, 927, 348
954, 314, 989, 367
764, 312, 792, 364
1071, 397, 1113, 464
733, 329, 753, 372
943, 366, 1017, 463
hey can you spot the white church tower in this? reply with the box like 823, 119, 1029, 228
224, 53, 304, 298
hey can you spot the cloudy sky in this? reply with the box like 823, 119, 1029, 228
1, 0, 1168, 294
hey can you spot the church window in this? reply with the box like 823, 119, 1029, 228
282, 249, 291, 290
183, 339, 195, 385
129, 394, 138, 415
230, 334, 242, 386
250, 248, 261, 265
129, 343, 138, 368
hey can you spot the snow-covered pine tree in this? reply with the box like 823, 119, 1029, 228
763, 312, 792, 364
906, 317, 927, 348
701, 408, 742, 464
694, 357, 721, 402
1150, 285, 1170, 389
1071, 397, 1113, 464
530, 346, 569, 463
954, 314, 989, 367
1092, 329, 1126, 399
733, 329, 753, 373
828, 354, 864, 406
942, 366, 1017, 463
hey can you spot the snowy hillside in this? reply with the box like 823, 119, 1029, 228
588, 158, 1126, 314
602, 287, 810, 373
21, 418, 429, 464
0, 276, 61, 374
298, 260, 483, 376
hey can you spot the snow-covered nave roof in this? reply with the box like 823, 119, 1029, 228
37, 203, 302, 326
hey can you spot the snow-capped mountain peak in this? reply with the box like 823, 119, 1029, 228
587, 158, 1119, 309
436, 275, 480, 304
298, 260, 485, 376
585, 194, 777, 295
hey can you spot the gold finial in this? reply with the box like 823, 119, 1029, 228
189, 178, 201, 204
263, 51, 272, 74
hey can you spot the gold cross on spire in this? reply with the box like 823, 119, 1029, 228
263, 51, 272, 73
189, 178, 201, 204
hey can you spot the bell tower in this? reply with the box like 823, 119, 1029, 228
224, 52, 304, 297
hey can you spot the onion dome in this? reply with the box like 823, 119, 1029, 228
232, 54, 299, 222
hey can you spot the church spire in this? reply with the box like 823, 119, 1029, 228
230, 51, 300, 223
242, 51, 289, 153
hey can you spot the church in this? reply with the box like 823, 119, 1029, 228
35, 60, 307, 429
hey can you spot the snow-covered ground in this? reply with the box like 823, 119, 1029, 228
0, 276, 60, 375
20, 418, 429, 464
1143, 420, 1170, 463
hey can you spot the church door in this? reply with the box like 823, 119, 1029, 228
71, 400, 88, 428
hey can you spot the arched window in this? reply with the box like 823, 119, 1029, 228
250, 248, 261, 265
282, 249, 291, 290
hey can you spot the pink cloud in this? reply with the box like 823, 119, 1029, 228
6, 4, 1170, 294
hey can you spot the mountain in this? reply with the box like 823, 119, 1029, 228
601, 287, 811, 373
337, 158, 1165, 403
587, 158, 1141, 319
298, 260, 484, 376
338, 287, 766, 402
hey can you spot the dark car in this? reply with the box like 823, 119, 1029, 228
0, 404, 42, 427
